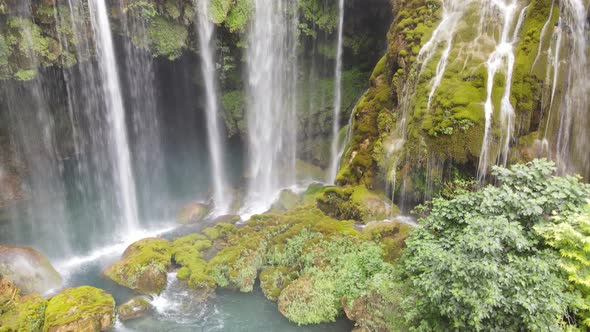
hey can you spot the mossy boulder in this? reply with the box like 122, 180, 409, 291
259, 266, 297, 301
177, 202, 211, 224
362, 221, 413, 262
277, 275, 340, 325
271, 189, 302, 211
0, 289, 47, 332
316, 186, 397, 223
103, 238, 172, 294
0, 245, 62, 294
0, 277, 47, 332
116, 296, 152, 321
43, 286, 115, 332
202, 223, 237, 241
171, 234, 216, 297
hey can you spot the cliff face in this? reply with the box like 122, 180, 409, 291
338, 0, 585, 205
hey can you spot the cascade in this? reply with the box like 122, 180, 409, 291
196, 0, 231, 215
244, 0, 299, 214
478, 1, 528, 180
531, 0, 555, 72
555, 0, 589, 178
328, 0, 345, 183
419, 0, 471, 109
87, 0, 140, 232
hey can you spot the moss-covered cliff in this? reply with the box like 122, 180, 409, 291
338, 0, 569, 205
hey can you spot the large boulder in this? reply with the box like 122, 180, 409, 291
43, 286, 115, 332
116, 296, 152, 321
177, 202, 211, 224
0, 245, 62, 294
103, 238, 172, 294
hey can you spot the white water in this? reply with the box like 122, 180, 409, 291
245, 0, 299, 213
196, 0, 231, 215
555, 0, 589, 176
541, 23, 563, 142
56, 224, 176, 275
531, 0, 555, 72
328, 0, 345, 183
478, 1, 528, 179
88, 0, 139, 231
419, 0, 471, 109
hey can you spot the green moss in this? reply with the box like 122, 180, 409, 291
370, 55, 388, 81
171, 233, 216, 291
202, 223, 237, 241
209, 0, 232, 24
225, 0, 253, 32
103, 238, 172, 294
147, 16, 188, 60
278, 275, 340, 324
43, 286, 114, 332
260, 267, 298, 301
221, 90, 246, 138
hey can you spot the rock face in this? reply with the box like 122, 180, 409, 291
177, 202, 211, 224
43, 286, 115, 332
116, 296, 152, 321
103, 238, 172, 294
0, 245, 62, 294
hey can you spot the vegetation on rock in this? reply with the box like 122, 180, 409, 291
103, 238, 172, 294
43, 286, 115, 332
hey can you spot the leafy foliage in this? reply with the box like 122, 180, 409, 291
401, 160, 590, 331
536, 204, 590, 328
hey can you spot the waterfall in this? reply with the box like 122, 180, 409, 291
88, 0, 139, 232
0, 2, 71, 258
477, 1, 528, 180
117, 1, 169, 222
555, 0, 589, 178
328, 0, 345, 183
196, 0, 231, 215
244, 0, 299, 215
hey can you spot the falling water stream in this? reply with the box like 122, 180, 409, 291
328, 0, 345, 183
88, 0, 139, 232
196, 0, 231, 215
243, 0, 299, 216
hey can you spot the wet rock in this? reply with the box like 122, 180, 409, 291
0, 245, 62, 294
177, 202, 211, 224
44, 286, 115, 332
103, 238, 172, 294
271, 189, 301, 211
117, 296, 152, 321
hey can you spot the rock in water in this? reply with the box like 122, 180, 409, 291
117, 296, 152, 321
0, 245, 62, 294
177, 202, 211, 224
103, 238, 172, 294
43, 286, 115, 332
